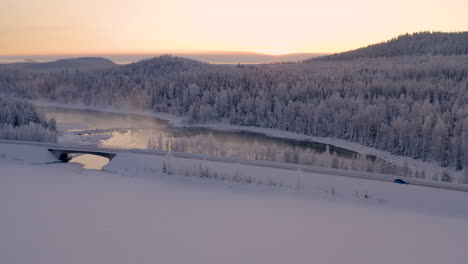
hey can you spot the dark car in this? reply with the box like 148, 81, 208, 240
393, 179, 409, 184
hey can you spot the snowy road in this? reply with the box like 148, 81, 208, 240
1, 139, 467, 192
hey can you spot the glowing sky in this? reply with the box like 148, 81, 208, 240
1, 0, 467, 55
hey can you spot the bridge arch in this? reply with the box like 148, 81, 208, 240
48, 148, 117, 162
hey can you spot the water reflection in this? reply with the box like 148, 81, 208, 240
69, 154, 109, 170
40, 106, 407, 176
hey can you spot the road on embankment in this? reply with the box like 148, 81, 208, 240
1, 139, 467, 192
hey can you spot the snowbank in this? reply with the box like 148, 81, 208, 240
106, 152, 468, 218
1, 155, 468, 264
1, 142, 468, 264
0, 142, 57, 164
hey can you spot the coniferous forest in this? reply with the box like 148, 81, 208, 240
1, 32, 467, 171
0, 97, 57, 142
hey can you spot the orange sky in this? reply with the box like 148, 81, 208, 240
1, 0, 467, 55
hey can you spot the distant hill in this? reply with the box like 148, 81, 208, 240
172, 52, 324, 64
0, 57, 117, 72
111, 52, 324, 65
307, 32, 468, 62
121, 55, 210, 75
0, 53, 324, 65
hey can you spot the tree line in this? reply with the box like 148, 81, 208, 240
308, 31, 468, 61
0, 96, 57, 142
0, 53, 467, 173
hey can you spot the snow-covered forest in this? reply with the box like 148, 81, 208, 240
0, 97, 57, 142
0, 33, 467, 172
309, 31, 468, 61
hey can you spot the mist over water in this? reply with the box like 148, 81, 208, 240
40, 106, 409, 175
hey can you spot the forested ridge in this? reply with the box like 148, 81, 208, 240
0, 57, 117, 72
1, 32, 467, 171
308, 31, 468, 61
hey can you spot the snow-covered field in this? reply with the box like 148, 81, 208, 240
1, 142, 468, 264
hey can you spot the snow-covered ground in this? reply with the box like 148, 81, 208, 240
1, 142, 468, 264
33, 100, 464, 182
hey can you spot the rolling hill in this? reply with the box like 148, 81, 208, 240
0, 57, 117, 72
308, 31, 468, 61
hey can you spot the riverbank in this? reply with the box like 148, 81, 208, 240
32, 100, 464, 183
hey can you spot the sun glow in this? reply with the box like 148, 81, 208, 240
0, 0, 467, 55
257, 49, 295, 56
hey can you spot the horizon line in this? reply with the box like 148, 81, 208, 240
0, 51, 328, 57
